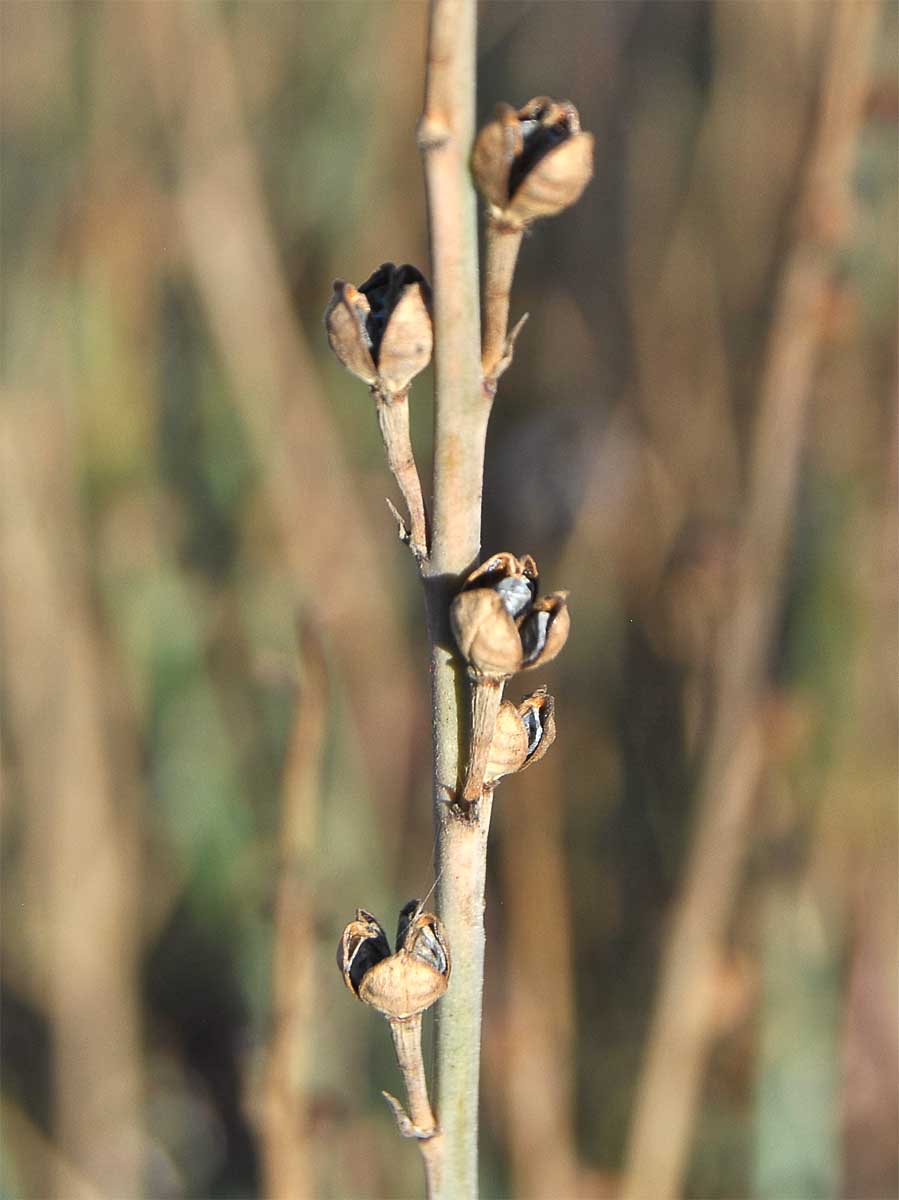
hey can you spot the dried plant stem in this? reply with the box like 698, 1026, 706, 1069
621, 6, 878, 1198
375, 387, 429, 557
481, 221, 525, 381
0, 398, 142, 1200
260, 624, 328, 1200
461, 676, 506, 803
386, 1015, 439, 1137
419, 1, 485, 1194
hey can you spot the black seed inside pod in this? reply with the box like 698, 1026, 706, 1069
520, 609, 551, 664
508, 118, 571, 199
395, 899, 421, 951
522, 706, 544, 757
347, 930, 390, 993
409, 925, 449, 976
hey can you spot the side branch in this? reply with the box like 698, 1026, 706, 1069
481, 221, 525, 383
375, 387, 429, 560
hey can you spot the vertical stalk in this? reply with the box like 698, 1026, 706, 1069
418, 1, 486, 1196
260, 624, 327, 1200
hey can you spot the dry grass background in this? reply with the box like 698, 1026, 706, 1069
1, 3, 896, 1198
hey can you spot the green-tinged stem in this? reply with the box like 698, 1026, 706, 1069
419, 0, 485, 1193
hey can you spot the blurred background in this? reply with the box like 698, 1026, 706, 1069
1, 2, 896, 1198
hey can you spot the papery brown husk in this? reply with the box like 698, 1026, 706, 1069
451, 589, 523, 677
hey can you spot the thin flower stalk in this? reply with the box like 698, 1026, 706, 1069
331, 4, 591, 1195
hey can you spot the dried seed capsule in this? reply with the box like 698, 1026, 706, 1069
472, 97, 594, 228
518, 591, 570, 670
337, 909, 392, 997
325, 263, 433, 394
515, 688, 557, 772
484, 689, 557, 787
337, 903, 451, 1021
451, 589, 525, 678
325, 283, 379, 386
450, 553, 571, 680
483, 699, 530, 785
396, 902, 451, 977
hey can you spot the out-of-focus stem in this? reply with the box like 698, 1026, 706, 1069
374, 386, 429, 558
419, 0, 485, 1190
621, 5, 878, 1197
481, 221, 525, 382
0, 400, 143, 1200
260, 624, 327, 1200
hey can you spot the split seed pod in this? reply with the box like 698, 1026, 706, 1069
337, 903, 450, 1021
515, 687, 557, 773
484, 688, 557, 787
450, 552, 571, 679
325, 263, 433, 394
472, 97, 594, 228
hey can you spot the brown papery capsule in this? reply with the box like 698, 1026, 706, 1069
338, 903, 450, 1022
450, 589, 524, 679
324, 283, 378, 386
471, 102, 523, 213
473, 97, 594, 228
359, 906, 450, 1021
324, 263, 433, 394
483, 699, 530, 785
518, 591, 571, 670
337, 909, 392, 998
451, 553, 572, 680
375, 270, 433, 393
516, 688, 557, 771
450, 552, 539, 678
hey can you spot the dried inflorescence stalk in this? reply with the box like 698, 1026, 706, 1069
326, 36, 592, 1193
